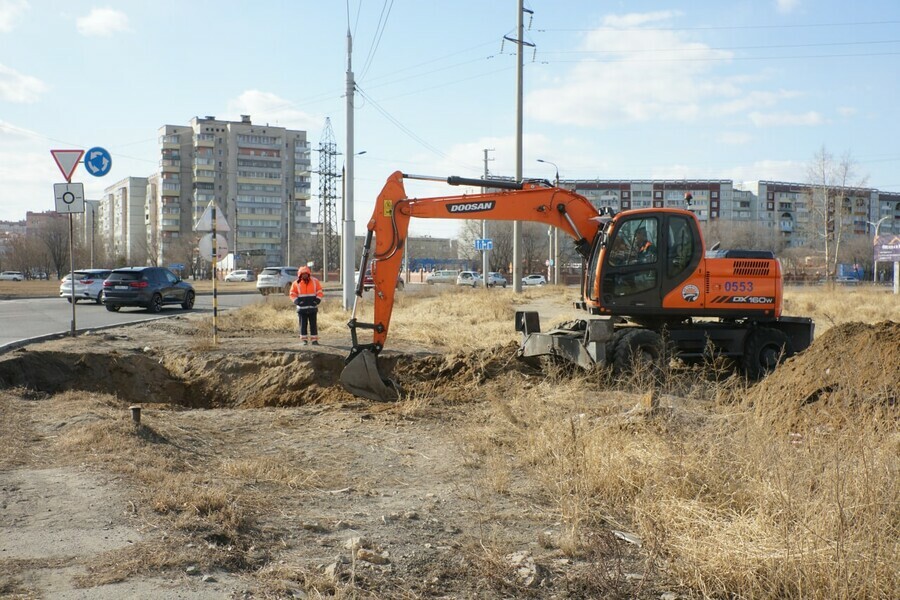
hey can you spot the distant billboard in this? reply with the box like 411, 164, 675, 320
874, 235, 900, 262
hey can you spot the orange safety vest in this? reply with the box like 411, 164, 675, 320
289, 277, 324, 310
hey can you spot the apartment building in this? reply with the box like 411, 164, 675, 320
561, 178, 899, 248
752, 181, 899, 247
564, 179, 743, 222
100, 176, 149, 264
152, 115, 311, 267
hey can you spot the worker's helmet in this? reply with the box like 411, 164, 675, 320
298, 266, 311, 276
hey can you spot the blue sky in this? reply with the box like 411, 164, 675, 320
1, 0, 898, 237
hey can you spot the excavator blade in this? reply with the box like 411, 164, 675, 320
340, 349, 398, 402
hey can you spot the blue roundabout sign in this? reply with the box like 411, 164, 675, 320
84, 146, 112, 177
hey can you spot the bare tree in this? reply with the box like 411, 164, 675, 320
33, 217, 71, 278
806, 146, 868, 280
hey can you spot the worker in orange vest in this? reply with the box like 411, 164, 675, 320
289, 265, 324, 345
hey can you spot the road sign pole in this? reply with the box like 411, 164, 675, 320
212, 203, 218, 345
69, 213, 76, 336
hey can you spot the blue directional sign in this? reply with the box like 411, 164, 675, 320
475, 238, 493, 251
84, 146, 112, 177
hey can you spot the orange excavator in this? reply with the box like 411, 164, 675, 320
340, 171, 814, 401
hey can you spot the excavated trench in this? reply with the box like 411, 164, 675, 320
1, 323, 895, 428
0, 342, 534, 408
0, 349, 362, 408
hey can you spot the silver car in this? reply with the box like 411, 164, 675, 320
59, 269, 112, 304
256, 266, 298, 295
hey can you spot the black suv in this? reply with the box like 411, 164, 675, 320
102, 267, 195, 313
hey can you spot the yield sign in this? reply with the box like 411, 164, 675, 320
194, 201, 231, 232
51, 149, 85, 182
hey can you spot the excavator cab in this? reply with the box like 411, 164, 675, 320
584, 210, 703, 320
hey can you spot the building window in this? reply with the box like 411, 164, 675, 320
767, 202, 775, 211
711, 191, 718, 199
654, 191, 662, 199
768, 192, 774, 200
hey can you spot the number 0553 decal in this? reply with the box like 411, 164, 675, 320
723, 281, 754, 292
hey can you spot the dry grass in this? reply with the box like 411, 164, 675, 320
476, 358, 898, 599
784, 284, 900, 333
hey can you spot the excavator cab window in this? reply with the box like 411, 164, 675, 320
667, 215, 695, 278
598, 217, 660, 299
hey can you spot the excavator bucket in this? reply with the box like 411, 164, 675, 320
340, 349, 398, 402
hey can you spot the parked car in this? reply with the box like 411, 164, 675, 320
834, 276, 861, 285
358, 269, 405, 291
522, 274, 547, 286
456, 271, 483, 287
225, 269, 255, 282
102, 267, 195, 313
425, 269, 459, 285
486, 272, 507, 288
256, 266, 298, 295
59, 269, 112, 304
0, 271, 24, 281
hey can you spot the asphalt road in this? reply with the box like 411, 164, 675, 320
0, 292, 266, 352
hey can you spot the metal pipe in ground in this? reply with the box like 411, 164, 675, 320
130, 405, 141, 425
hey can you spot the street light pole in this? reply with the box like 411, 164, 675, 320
537, 159, 560, 284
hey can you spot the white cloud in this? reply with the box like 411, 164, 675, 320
76, 7, 131, 37
601, 10, 682, 29
775, 0, 801, 14
527, 13, 734, 127
727, 159, 807, 183
836, 106, 857, 117
226, 90, 321, 132
748, 111, 824, 127
0, 0, 28, 32
0, 63, 47, 103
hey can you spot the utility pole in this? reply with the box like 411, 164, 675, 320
482, 148, 494, 283
506, 1, 534, 293
342, 27, 356, 309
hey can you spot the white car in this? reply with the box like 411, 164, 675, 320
456, 271, 482, 287
59, 269, 112, 304
0, 271, 24, 281
425, 269, 459, 285
256, 266, 298, 295
225, 269, 255, 282
486, 272, 507, 288
522, 274, 547, 286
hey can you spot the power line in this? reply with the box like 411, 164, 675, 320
355, 86, 478, 171
359, 0, 394, 80
538, 38, 900, 56
536, 19, 900, 33
542, 50, 900, 64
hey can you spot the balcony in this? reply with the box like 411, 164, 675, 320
160, 135, 180, 149
160, 158, 180, 173
194, 134, 215, 148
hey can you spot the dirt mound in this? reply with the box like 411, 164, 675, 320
749, 320, 899, 431
394, 342, 538, 401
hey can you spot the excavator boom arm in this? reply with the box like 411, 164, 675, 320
359, 171, 601, 347
340, 171, 602, 401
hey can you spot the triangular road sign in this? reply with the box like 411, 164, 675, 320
51, 149, 85, 182
194, 201, 231, 232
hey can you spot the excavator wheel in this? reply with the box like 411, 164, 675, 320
742, 327, 791, 380
612, 329, 665, 376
